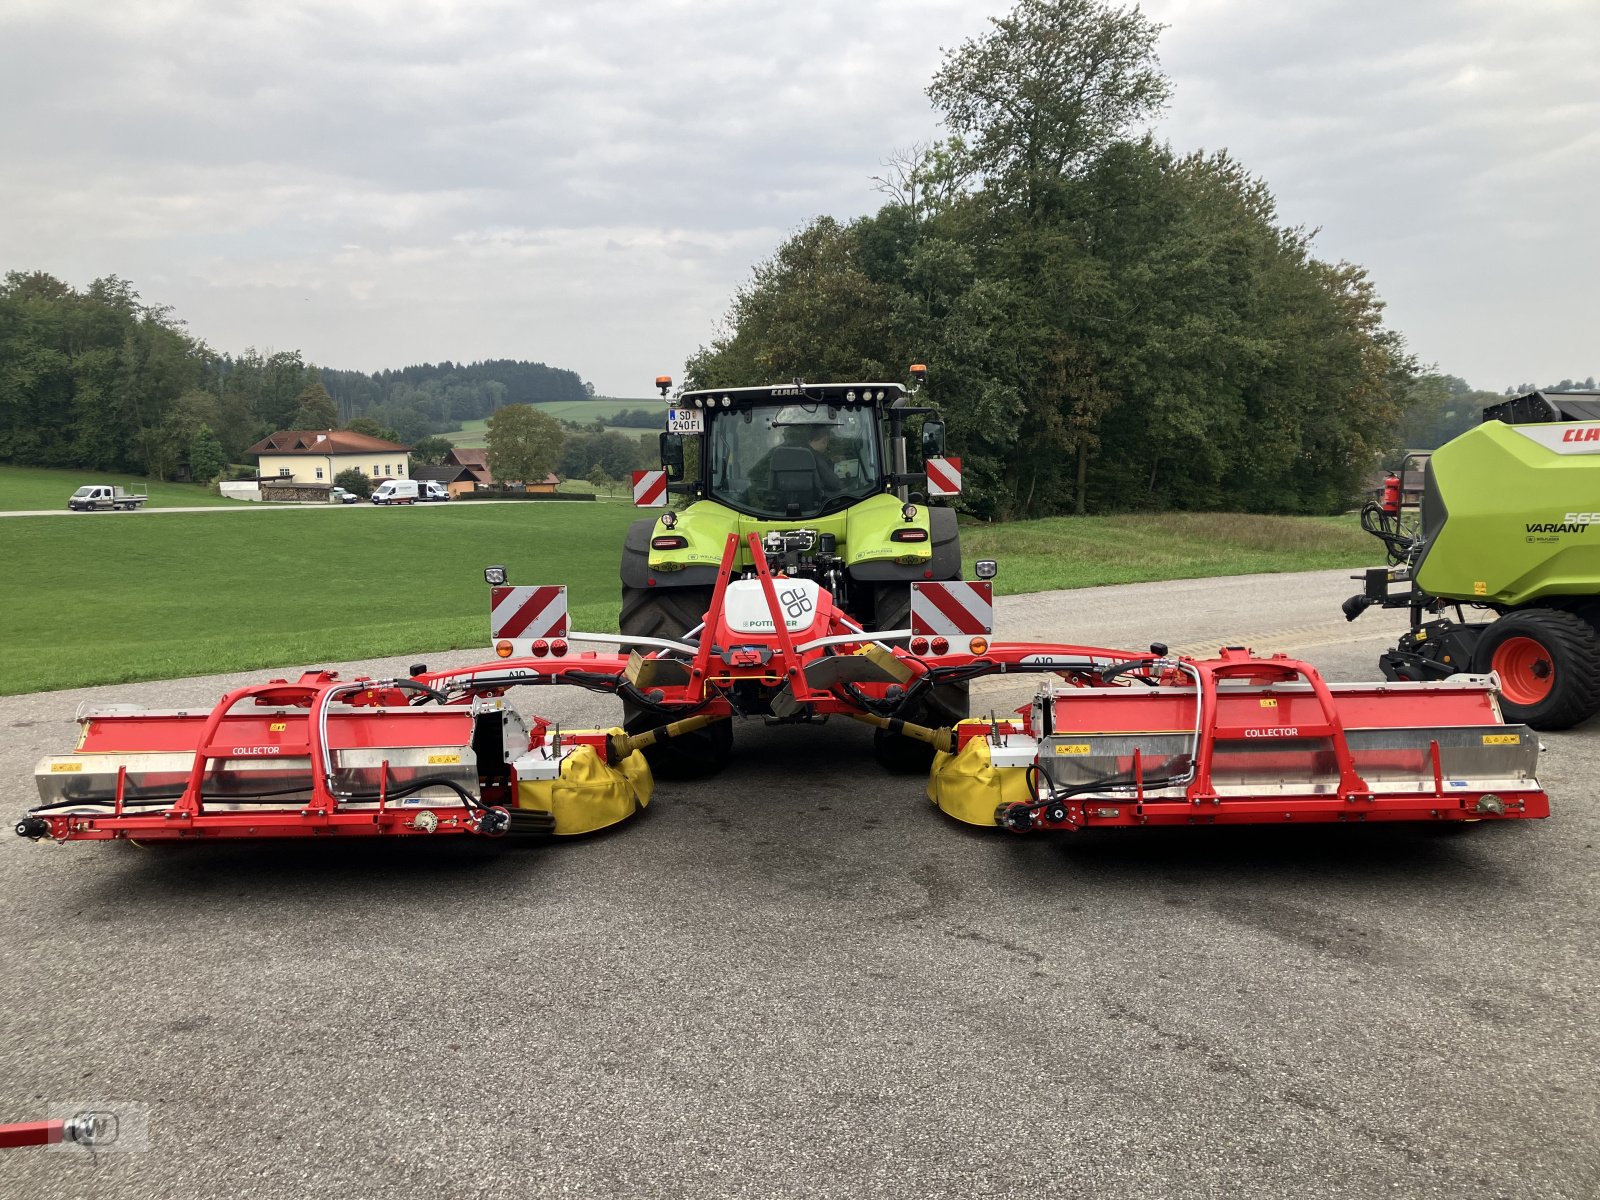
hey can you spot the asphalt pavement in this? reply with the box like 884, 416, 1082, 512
1, 569, 1595, 1199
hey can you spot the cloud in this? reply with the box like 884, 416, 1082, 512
1, 0, 1595, 393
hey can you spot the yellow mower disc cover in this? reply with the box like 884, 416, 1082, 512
515, 731, 653, 836
927, 733, 1031, 828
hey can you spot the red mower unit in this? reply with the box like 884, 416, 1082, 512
17, 530, 1548, 848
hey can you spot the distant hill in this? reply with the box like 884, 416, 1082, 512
321, 359, 597, 442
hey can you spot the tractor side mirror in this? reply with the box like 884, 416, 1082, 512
920, 418, 946, 460
660, 432, 685, 481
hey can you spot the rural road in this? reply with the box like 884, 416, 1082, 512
0, 500, 548, 517
1, 569, 1595, 1199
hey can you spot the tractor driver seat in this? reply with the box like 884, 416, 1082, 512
767, 445, 822, 514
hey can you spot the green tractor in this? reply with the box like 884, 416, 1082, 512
620, 368, 967, 774
1344, 389, 1600, 729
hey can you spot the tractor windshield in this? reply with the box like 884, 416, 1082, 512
707, 404, 882, 519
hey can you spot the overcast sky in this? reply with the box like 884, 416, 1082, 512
2, 0, 1595, 397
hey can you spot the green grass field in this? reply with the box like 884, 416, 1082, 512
965, 512, 1371, 594
0, 504, 1373, 695
0, 503, 640, 695
0, 464, 238, 511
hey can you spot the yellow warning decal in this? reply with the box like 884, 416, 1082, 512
427, 753, 462, 764
1054, 743, 1092, 756
1259, 697, 1278, 708
1473, 581, 1488, 596
1482, 733, 1521, 746
49, 761, 83, 772
269, 722, 287, 732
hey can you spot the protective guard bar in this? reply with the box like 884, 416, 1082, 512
17, 675, 508, 843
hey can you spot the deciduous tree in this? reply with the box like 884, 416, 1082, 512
486, 405, 564, 486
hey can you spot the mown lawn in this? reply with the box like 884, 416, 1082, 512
0, 504, 1375, 695
0, 463, 238, 511
963, 512, 1372, 594
1, 502, 639, 695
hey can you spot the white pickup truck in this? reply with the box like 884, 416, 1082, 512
67, 485, 150, 512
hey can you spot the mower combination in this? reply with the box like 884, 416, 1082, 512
15, 375, 1550, 848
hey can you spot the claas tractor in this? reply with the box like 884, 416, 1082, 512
619, 369, 967, 775
14, 371, 1553, 852
1344, 389, 1600, 729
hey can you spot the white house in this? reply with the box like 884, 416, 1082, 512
246, 430, 413, 486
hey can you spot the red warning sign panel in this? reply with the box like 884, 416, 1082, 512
925, 455, 962, 496
910, 581, 993, 637
632, 470, 668, 507
490, 586, 569, 642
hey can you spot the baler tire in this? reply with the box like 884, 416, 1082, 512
1471, 608, 1600, 730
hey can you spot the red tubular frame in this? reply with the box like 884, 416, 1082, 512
25, 674, 499, 842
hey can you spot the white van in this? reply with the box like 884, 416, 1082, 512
371, 480, 420, 505
420, 481, 450, 502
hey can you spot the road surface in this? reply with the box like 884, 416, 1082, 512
1, 569, 1594, 1199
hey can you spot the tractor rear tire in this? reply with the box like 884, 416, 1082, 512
868, 582, 970, 774
619, 584, 713, 643
1471, 607, 1600, 730
619, 583, 729, 778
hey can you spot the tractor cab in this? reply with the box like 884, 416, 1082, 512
661, 382, 914, 521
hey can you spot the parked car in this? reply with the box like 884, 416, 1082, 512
328, 487, 360, 504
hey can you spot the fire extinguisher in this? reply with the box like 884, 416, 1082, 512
1381, 474, 1402, 516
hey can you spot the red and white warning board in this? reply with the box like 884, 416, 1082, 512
910, 581, 993, 637
925, 455, 962, 496
490, 586, 569, 650
632, 470, 668, 507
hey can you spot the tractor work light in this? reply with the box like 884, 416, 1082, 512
975, 559, 998, 580
661, 510, 678, 529
901, 503, 918, 522
484, 565, 508, 586
722, 395, 732, 407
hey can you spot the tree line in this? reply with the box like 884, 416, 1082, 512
0, 269, 596, 480
685, 0, 1437, 518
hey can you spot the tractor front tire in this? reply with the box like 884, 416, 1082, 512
869, 582, 970, 774
619, 582, 729, 778
1471, 607, 1600, 730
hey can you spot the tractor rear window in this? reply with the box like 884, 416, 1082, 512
708, 404, 882, 519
